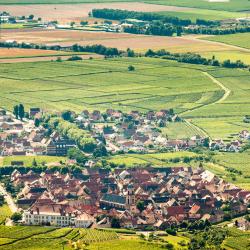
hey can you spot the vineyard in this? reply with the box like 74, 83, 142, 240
1, 56, 249, 140
0, 226, 118, 250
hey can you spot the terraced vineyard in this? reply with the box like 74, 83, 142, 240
0, 226, 118, 250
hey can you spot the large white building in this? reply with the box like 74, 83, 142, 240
23, 203, 95, 228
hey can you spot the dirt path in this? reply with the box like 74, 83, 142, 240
202, 71, 231, 103
180, 71, 231, 139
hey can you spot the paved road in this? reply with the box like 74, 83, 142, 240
0, 183, 18, 213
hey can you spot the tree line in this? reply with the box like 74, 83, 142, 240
185, 25, 250, 35
0, 41, 123, 57
145, 49, 249, 69
92, 8, 192, 26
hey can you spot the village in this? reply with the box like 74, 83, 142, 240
1, 107, 249, 163
7, 165, 250, 230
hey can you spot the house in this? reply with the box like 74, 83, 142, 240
46, 138, 76, 156
30, 108, 41, 118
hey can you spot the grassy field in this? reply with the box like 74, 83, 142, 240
202, 33, 250, 50
0, 156, 66, 167
0, 57, 249, 139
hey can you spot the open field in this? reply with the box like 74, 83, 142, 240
0, 2, 194, 23
146, 0, 250, 12
0, 48, 85, 58
157, 9, 244, 22
109, 151, 199, 167
1, 29, 243, 54
0, 0, 249, 12
0, 57, 222, 113
201, 50, 250, 65
0, 57, 249, 139
202, 33, 250, 50
0, 156, 66, 167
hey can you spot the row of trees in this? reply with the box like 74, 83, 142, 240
92, 8, 192, 26
47, 117, 97, 153
13, 104, 25, 121
185, 25, 250, 35
124, 21, 179, 37
145, 49, 249, 69
0, 41, 122, 57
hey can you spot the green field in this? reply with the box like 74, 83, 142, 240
161, 121, 204, 139
0, 156, 66, 167
203, 33, 250, 50
0, 226, 120, 250
146, 0, 250, 12
0, 204, 12, 225
0, 57, 249, 140
0, 225, 188, 250
201, 51, 250, 66
157, 9, 244, 22
109, 151, 199, 167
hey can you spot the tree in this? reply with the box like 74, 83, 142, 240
29, 14, 34, 20
18, 104, 25, 121
136, 201, 145, 212
61, 110, 72, 121
13, 105, 19, 119
11, 212, 22, 222
111, 217, 120, 228
80, 21, 88, 26
128, 65, 135, 71
34, 118, 40, 127
32, 158, 37, 167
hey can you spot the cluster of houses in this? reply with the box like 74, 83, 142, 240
209, 130, 250, 152
11, 165, 250, 229
0, 11, 39, 24
76, 109, 203, 153
0, 109, 76, 159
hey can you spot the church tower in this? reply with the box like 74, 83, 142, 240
126, 184, 135, 208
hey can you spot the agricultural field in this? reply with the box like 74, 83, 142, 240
0, 204, 12, 225
203, 33, 250, 50
0, 156, 66, 167
157, 9, 244, 22
0, 29, 233, 53
0, 3, 195, 23
0, 57, 249, 139
146, 0, 250, 12
0, 226, 119, 250
201, 51, 250, 66
109, 151, 199, 167
222, 228, 250, 250
210, 150, 250, 190
161, 121, 205, 139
